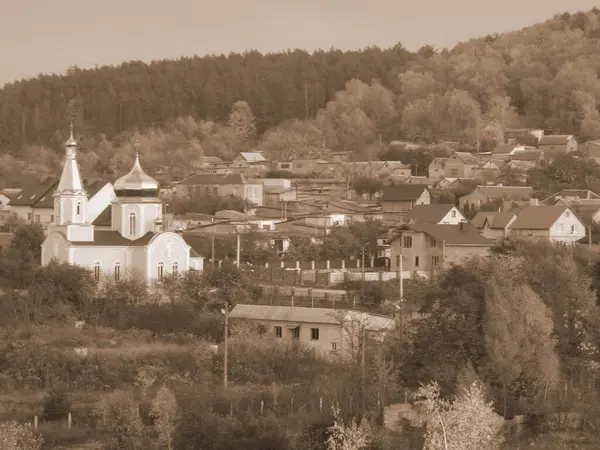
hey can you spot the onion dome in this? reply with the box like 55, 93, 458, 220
113, 147, 159, 197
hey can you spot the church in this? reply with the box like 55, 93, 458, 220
41, 128, 203, 283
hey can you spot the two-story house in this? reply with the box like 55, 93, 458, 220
471, 211, 518, 240
537, 135, 578, 154
507, 203, 586, 244
389, 222, 493, 273
458, 185, 534, 210
173, 173, 264, 206
229, 304, 395, 361
444, 152, 479, 178
404, 204, 468, 225
382, 184, 430, 220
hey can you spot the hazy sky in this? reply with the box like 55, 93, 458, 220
1, 0, 598, 86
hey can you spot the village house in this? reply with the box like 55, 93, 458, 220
444, 152, 479, 178
507, 202, 586, 244
233, 152, 267, 166
537, 135, 578, 154
228, 304, 395, 360
381, 184, 431, 219
428, 158, 447, 180
434, 177, 459, 189
173, 173, 264, 207
388, 222, 493, 274
471, 211, 518, 240
404, 204, 468, 225
458, 185, 534, 210
275, 159, 329, 176
505, 128, 544, 144
543, 190, 600, 228
581, 139, 600, 164
509, 150, 545, 168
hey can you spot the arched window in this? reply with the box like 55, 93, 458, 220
172, 261, 178, 275
94, 262, 101, 282
114, 261, 121, 282
128, 212, 136, 236
157, 261, 164, 282
76, 201, 81, 216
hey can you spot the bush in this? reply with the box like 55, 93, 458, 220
42, 385, 71, 421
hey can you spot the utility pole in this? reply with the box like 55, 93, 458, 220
361, 326, 367, 413
589, 225, 592, 249
399, 253, 404, 301
211, 233, 215, 267
236, 233, 240, 267
222, 302, 229, 387
361, 246, 366, 299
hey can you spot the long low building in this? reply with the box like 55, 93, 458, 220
229, 304, 395, 360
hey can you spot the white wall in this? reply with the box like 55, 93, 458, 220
439, 207, 467, 225
549, 208, 587, 244
147, 233, 190, 281
263, 179, 292, 189
112, 201, 162, 239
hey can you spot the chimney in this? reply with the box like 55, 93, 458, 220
529, 198, 539, 207
459, 222, 465, 232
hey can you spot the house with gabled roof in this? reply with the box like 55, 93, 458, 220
542, 190, 600, 228
538, 135, 577, 153
507, 204, 586, 244
381, 184, 430, 219
404, 204, 467, 225
444, 152, 478, 178
544, 189, 600, 203
471, 211, 518, 240
458, 185, 534, 210
173, 173, 263, 206
388, 222, 493, 273
234, 152, 267, 165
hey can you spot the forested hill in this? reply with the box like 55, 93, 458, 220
0, 45, 412, 152
2, 8, 600, 176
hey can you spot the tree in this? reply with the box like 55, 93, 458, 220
8, 223, 45, 264
227, 101, 257, 145
98, 391, 143, 450
350, 176, 383, 199
326, 405, 371, 450
415, 381, 503, 450
151, 385, 179, 450
0, 421, 43, 450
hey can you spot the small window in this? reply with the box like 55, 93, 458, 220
128, 212, 136, 236
157, 262, 164, 282
415, 256, 420, 267
94, 262, 101, 282
432, 256, 440, 267
35, 215, 40, 223
27, 213, 32, 221
311, 328, 319, 340
275, 326, 282, 338
50, 215, 54, 222
430, 238, 437, 247
566, 211, 571, 218
114, 262, 121, 282
258, 325, 266, 334
571, 225, 575, 234
403, 236, 412, 248
396, 255, 401, 267
172, 261, 178, 275
450, 210, 456, 218
76, 201, 81, 216
331, 342, 338, 351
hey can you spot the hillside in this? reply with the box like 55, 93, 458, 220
2, 9, 600, 184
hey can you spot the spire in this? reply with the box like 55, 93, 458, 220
56, 125, 85, 194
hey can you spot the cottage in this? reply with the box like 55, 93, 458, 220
229, 304, 395, 360
471, 211, 518, 240
404, 204, 467, 225
458, 185, 534, 210
507, 204, 586, 244
382, 184, 430, 218
389, 222, 493, 273
538, 135, 578, 153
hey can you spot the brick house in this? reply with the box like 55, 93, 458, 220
444, 152, 478, 178
173, 173, 264, 206
389, 222, 493, 273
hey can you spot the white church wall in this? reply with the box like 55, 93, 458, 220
41, 233, 70, 265
87, 183, 115, 223
147, 233, 190, 281
112, 201, 162, 239
70, 246, 130, 278
65, 224, 94, 242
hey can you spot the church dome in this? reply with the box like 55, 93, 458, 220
113, 153, 159, 197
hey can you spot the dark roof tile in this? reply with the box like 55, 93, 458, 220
382, 184, 429, 202
71, 230, 155, 246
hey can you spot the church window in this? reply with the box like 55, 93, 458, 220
172, 261, 178, 275
94, 262, 101, 282
129, 212, 136, 236
114, 261, 121, 282
76, 201, 82, 216
158, 261, 164, 282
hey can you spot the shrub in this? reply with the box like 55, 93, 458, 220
42, 385, 71, 421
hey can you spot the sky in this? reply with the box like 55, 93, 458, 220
1, 0, 599, 87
